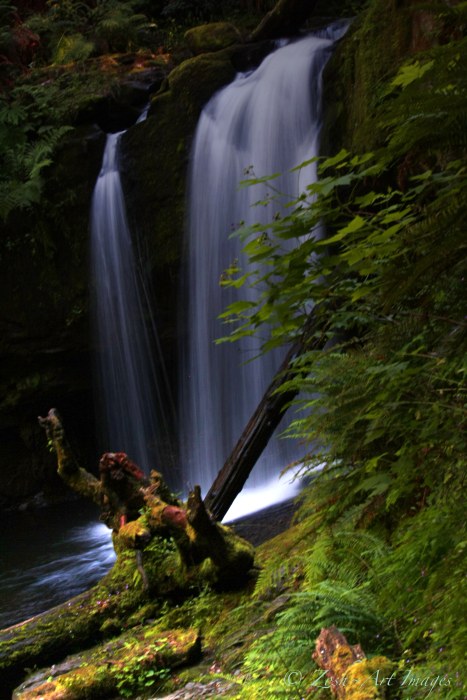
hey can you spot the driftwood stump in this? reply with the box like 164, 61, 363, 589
0, 410, 254, 697
37, 408, 254, 581
312, 626, 395, 699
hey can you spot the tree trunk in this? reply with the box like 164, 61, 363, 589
204, 308, 325, 520
37, 408, 254, 579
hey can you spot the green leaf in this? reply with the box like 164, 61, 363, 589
238, 172, 281, 188
321, 149, 349, 168
391, 59, 435, 88
351, 285, 374, 302
320, 215, 366, 245
354, 473, 392, 495
219, 300, 256, 318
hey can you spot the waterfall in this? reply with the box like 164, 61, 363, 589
90, 122, 171, 474
180, 24, 347, 513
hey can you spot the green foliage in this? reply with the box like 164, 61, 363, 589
0, 1, 15, 49
160, 0, 272, 23
219, 26, 466, 700
26, 0, 151, 63
0, 53, 120, 228
0, 0, 161, 224
0, 93, 72, 221
381, 38, 467, 162
52, 32, 94, 64
114, 647, 170, 697
87, 0, 150, 53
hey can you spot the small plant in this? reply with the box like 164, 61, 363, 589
114, 647, 171, 697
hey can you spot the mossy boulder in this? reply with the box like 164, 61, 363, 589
166, 49, 237, 115
185, 22, 243, 55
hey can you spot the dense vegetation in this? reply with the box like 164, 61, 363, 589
0, 0, 465, 698
218, 5, 466, 697
0, 0, 272, 223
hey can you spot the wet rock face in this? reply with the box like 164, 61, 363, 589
119, 46, 241, 431
75, 63, 169, 132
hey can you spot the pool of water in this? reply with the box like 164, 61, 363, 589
0, 500, 115, 629
0, 475, 307, 630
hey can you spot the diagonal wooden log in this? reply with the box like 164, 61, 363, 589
204, 308, 326, 521
249, 0, 320, 42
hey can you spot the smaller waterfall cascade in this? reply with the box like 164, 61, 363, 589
90, 122, 170, 473
181, 24, 347, 509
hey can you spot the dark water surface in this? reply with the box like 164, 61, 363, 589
0, 500, 115, 629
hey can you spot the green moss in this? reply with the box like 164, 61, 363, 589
15, 627, 200, 699
185, 22, 243, 55
322, 0, 413, 154
322, 0, 464, 155
167, 49, 237, 115
342, 656, 395, 699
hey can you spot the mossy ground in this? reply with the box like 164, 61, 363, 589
125, 523, 315, 699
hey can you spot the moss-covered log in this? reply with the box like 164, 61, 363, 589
13, 627, 200, 700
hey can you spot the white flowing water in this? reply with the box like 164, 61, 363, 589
180, 24, 347, 514
0, 502, 115, 628
90, 125, 172, 473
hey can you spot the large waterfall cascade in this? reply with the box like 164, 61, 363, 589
181, 24, 348, 519
90, 118, 174, 475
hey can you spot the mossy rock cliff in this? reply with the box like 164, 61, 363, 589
321, 0, 462, 155
0, 26, 265, 508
